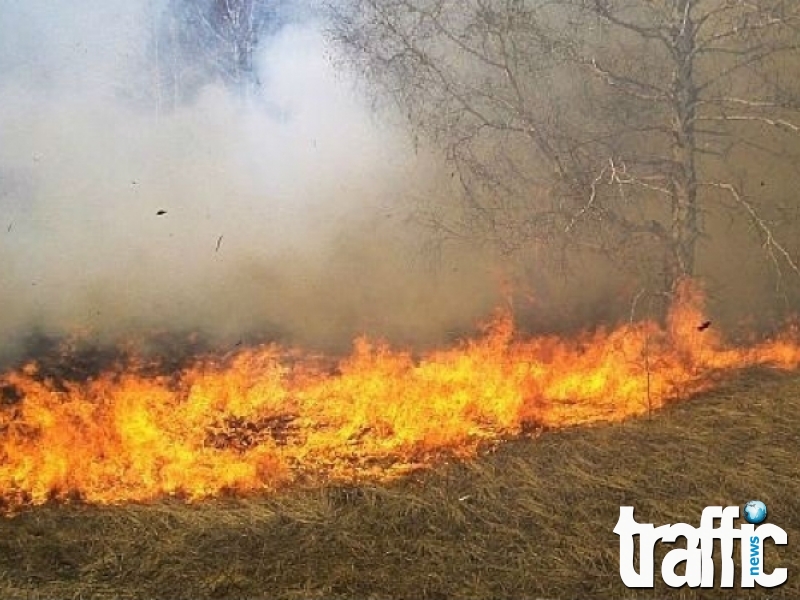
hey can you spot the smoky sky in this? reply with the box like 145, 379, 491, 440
0, 0, 499, 358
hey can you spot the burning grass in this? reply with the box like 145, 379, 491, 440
0, 368, 798, 599
1, 280, 800, 509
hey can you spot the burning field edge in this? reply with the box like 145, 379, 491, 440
3, 280, 800, 511
0, 367, 797, 600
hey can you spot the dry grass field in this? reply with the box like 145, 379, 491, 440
0, 368, 797, 600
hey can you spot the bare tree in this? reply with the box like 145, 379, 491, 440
330, 0, 800, 300
198, 0, 273, 89
144, 0, 283, 108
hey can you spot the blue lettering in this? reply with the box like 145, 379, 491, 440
749, 536, 760, 576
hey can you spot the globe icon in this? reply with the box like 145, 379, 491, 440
744, 500, 767, 524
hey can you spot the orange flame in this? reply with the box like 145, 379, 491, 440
1, 280, 799, 508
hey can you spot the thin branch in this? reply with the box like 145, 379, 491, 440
565, 162, 607, 233
587, 58, 669, 102
701, 181, 800, 284
695, 114, 800, 134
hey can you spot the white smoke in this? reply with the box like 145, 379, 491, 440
0, 1, 497, 356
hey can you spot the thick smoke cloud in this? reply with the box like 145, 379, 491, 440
0, 1, 498, 360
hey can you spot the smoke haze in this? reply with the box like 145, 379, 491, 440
0, 1, 499, 361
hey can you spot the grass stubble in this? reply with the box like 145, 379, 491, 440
0, 368, 797, 600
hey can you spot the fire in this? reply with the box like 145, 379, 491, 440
1, 280, 799, 509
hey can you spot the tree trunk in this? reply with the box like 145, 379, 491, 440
667, 0, 699, 292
